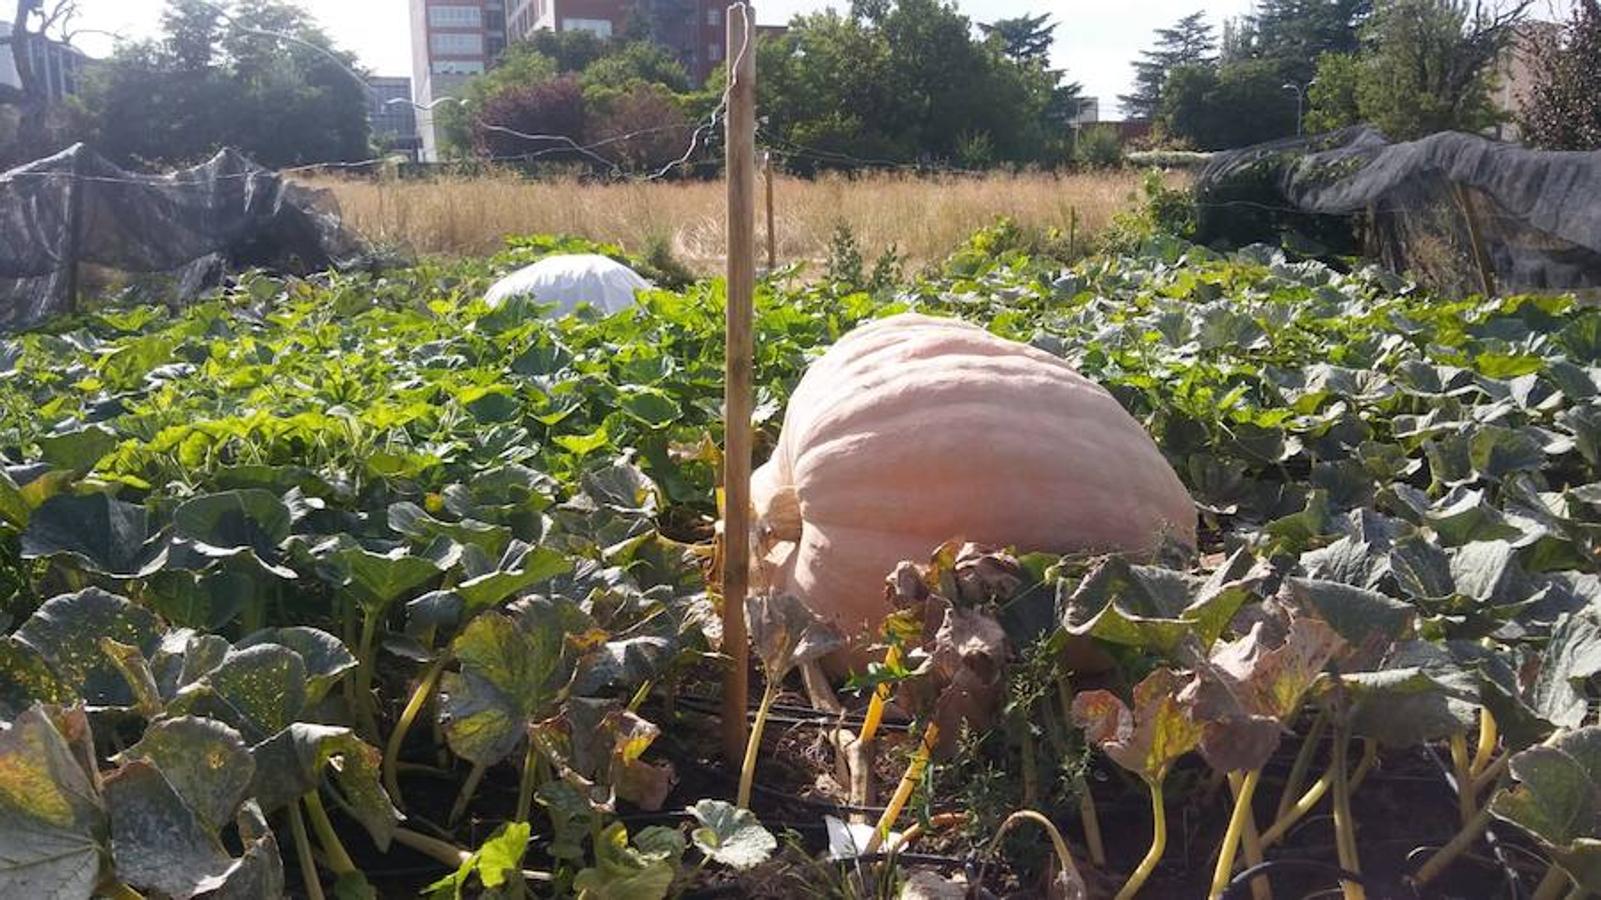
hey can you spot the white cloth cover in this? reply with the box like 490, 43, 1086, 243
484, 254, 652, 317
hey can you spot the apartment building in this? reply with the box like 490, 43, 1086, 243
506, 0, 732, 85
368, 76, 423, 160
410, 0, 510, 160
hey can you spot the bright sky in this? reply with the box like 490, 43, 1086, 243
68, 0, 1578, 116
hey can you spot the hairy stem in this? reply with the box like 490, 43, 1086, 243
516, 735, 541, 824
1079, 783, 1107, 868
991, 810, 1084, 891
1211, 770, 1262, 899
867, 722, 940, 854
287, 802, 326, 900
353, 611, 382, 740
390, 827, 556, 883
859, 644, 901, 745
448, 759, 489, 827
1020, 722, 1040, 810
1450, 731, 1476, 824
1236, 780, 1271, 900
1057, 675, 1107, 868
1413, 804, 1493, 886
302, 790, 356, 876
738, 680, 779, 809
1116, 777, 1167, 900
1473, 709, 1499, 777
1277, 711, 1327, 822
1332, 725, 1365, 900
383, 656, 446, 812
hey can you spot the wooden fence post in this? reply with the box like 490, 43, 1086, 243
721, 0, 756, 768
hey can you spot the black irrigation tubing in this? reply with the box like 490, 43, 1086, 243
1420, 744, 1531, 899
1219, 860, 1386, 899
674, 693, 914, 734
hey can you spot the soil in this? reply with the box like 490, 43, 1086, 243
341, 666, 1543, 899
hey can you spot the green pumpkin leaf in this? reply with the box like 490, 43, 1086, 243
0, 639, 74, 721
249, 723, 400, 850
572, 822, 684, 900
688, 799, 776, 870
438, 604, 576, 766
235, 627, 356, 705
14, 588, 162, 709
1491, 727, 1601, 891
120, 716, 255, 833
37, 424, 119, 475
104, 760, 234, 897
170, 645, 308, 742
0, 706, 107, 900
172, 490, 293, 568
22, 493, 157, 577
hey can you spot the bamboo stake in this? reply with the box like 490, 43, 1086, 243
720, 0, 756, 768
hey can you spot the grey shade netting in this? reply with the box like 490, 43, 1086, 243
0, 144, 368, 331
1195, 126, 1601, 296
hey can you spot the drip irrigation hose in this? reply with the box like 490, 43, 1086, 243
1422, 743, 1527, 899
1219, 860, 1385, 899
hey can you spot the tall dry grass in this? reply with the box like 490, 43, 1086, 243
306, 169, 1152, 271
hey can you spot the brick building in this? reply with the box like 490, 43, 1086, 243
504, 0, 732, 84
410, 0, 511, 160
412, 0, 774, 159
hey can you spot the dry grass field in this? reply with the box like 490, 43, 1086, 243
307, 169, 1156, 271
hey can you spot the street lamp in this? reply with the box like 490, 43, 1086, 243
1282, 80, 1316, 137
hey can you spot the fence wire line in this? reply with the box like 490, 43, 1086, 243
3, 1, 756, 185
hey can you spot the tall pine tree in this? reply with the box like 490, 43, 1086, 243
1120, 12, 1216, 120
1249, 0, 1372, 85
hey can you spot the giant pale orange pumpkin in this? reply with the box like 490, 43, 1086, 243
751, 313, 1195, 641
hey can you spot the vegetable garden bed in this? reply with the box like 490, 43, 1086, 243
4, 231, 1601, 899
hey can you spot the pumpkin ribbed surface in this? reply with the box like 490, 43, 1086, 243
752, 313, 1196, 637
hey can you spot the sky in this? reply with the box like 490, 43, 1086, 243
67, 0, 1577, 116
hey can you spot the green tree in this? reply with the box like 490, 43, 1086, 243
1353, 0, 1528, 139
523, 27, 608, 74
580, 41, 692, 94
1304, 51, 1363, 132
759, 0, 1061, 168
1121, 12, 1217, 121
78, 0, 369, 167
437, 44, 558, 156
1160, 59, 1299, 148
979, 13, 1056, 65
1249, 0, 1372, 84
1519, 0, 1601, 150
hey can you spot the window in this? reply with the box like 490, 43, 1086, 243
432, 60, 484, 75
427, 5, 482, 28
707, 7, 721, 26
561, 17, 613, 38
708, 42, 722, 62
431, 32, 485, 56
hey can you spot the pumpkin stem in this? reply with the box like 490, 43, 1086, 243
758, 485, 803, 542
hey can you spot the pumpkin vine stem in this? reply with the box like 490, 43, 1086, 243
1211, 769, 1262, 899
287, 800, 327, 900
383, 656, 447, 811
1116, 776, 1167, 900
737, 677, 781, 809
302, 789, 357, 877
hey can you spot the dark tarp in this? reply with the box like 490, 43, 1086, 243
1195, 127, 1601, 295
0, 144, 368, 331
